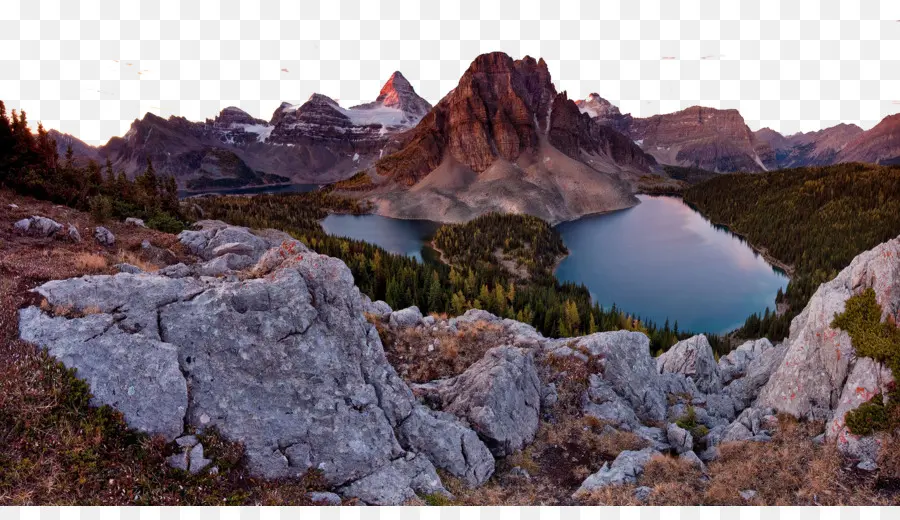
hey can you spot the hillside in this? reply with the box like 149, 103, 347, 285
684, 163, 900, 339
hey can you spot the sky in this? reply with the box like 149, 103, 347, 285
1, 0, 899, 145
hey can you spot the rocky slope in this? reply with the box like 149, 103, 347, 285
363, 52, 655, 224
13, 212, 900, 504
53, 73, 431, 190
836, 114, 900, 166
754, 123, 864, 168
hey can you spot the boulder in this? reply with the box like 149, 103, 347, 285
389, 306, 423, 328
657, 335, 722, 393
666, 422, 693, 454
14, 216, 63, 237
16, 223, 492, 504
828, 357, 894, 465
413, 346, 541, 456
115, 263, 143, 274
679, 450, 706, 472
94, 226, 115, 246
66, 224, 81, 242
719, 407, 777, 444
125, 217, 147, 228
573, 448, 655, 496
397, 405, 495, 487
141, 240, 178, 266
722, 342, 787, 408
308, 491, 342, 505
757, 235, 900, 423
718, 338, 774, 385
177, 220, 270, 261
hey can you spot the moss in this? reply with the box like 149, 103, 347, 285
831, 288, 900, 435
423, 492, 455, 506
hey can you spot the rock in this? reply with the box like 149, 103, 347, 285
9, 203, 18, 208
125, 217, 146, 228
141, 240, 178, 266
583, 375, 642, 431
175, 435, 199, 448
857, 460, 878, 472
17, 223, 492, 504
812, 433, 825, 445
414, 346, 540, 456
66, 224, 81, 242
507, 466, 531, 481
211, 242, 255, 257
828, 357, 894, 461
666, 423, 693, 454
337, 454, 449, 505
115, 263, 143, 274
194, 253, 255, 276
422, 315, 435, 327
167, 452, 189, 472
657, 335, 722, 393
679, 450, 706, 472
633, 486, 652, 502
718, 338, 774, 385
361, 297, 392, 318
19, 307, 188, 441
177, 221, 270, 262
94, 226, 115, 246
719, 408, 776, 444
308, 491, 342, 505
14, 216, 63, 237
562, 330, 667, 423
739, 489, 757, 501
757, 235, 900, 423
397, 405, 494, 487
541, 382, 559, 409
574, 448, 655, 495
389, 306, 423, 328
722, 342, 788, 409
158, 263, 193, 278
189, 443, 212, 474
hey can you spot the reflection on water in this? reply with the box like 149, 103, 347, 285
321, 214, 441, 262
555, 195, 789, 334
179, 183, 319, 198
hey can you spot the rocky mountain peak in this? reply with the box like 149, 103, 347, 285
213, 106, 266, 127
352, 71, 433, 121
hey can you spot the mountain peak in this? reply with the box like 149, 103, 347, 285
351, 71, 432, 121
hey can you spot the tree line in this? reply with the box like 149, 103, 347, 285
0, 100, 185, 232
684, 163, 900, 341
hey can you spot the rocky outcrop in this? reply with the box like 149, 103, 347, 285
413, 346, 541, 457
657, 335, 722, 394
836, 114, 900, 166
573, 448, 655, 496
756, 124, 864, 168
17, 221, 492, 505
756, 234, 900, 462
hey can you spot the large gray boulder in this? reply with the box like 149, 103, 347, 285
573, 448, 656, 496
94, 226, 115, 246
756, 235, 900, 432
718, 338, 774, 385
16, 223, 491, 505
397, 405, 494, 487
413, 346, 541, 456
558, 330, 667, 423
389, 306, 423, 328
666, 422, 693, 454
657, 335, 722, 394
14, 216, 63, 237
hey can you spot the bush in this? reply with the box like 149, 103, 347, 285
146, 212, 185, 234
89, 195, 114, 222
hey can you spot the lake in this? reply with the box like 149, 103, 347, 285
555, 195, 788, 333
179, 183, 319, 198
321, 195, 789, 334
321, 214, 441, 262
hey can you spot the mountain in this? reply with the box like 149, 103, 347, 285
836, 114, 900, 165
365, 52, 655, 224
754, 124, 864, 168
53, 73, 432, 191
575, 96, 896, 173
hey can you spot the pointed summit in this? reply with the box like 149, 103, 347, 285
353, 71, 433, 122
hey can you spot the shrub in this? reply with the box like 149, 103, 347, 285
831, 288, 900, 435
89, 195, 114, 222
676, 406, 709, 439
146, 212, 185, 234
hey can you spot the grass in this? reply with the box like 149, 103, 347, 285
72, 252, 109, 273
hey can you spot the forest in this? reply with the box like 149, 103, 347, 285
684, 163, 900, 340
193, 195, 707, 354
0, 101, 186, 232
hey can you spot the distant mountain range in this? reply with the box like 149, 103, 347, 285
53, 52, 900, 219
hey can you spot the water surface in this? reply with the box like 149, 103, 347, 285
321, 214, 440, 262
555, 195, 788, 333
179, 183, 319, 198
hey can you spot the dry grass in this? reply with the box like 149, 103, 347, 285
116, 249, 160, 272
72, 252, 109, 272
375, 318, 508, 382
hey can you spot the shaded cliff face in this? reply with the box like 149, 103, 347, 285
837, 114, 900, 166
58, 74, 432, 189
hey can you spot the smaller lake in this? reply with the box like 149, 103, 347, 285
179, 183, 319, 198
321, 214, 441, 262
